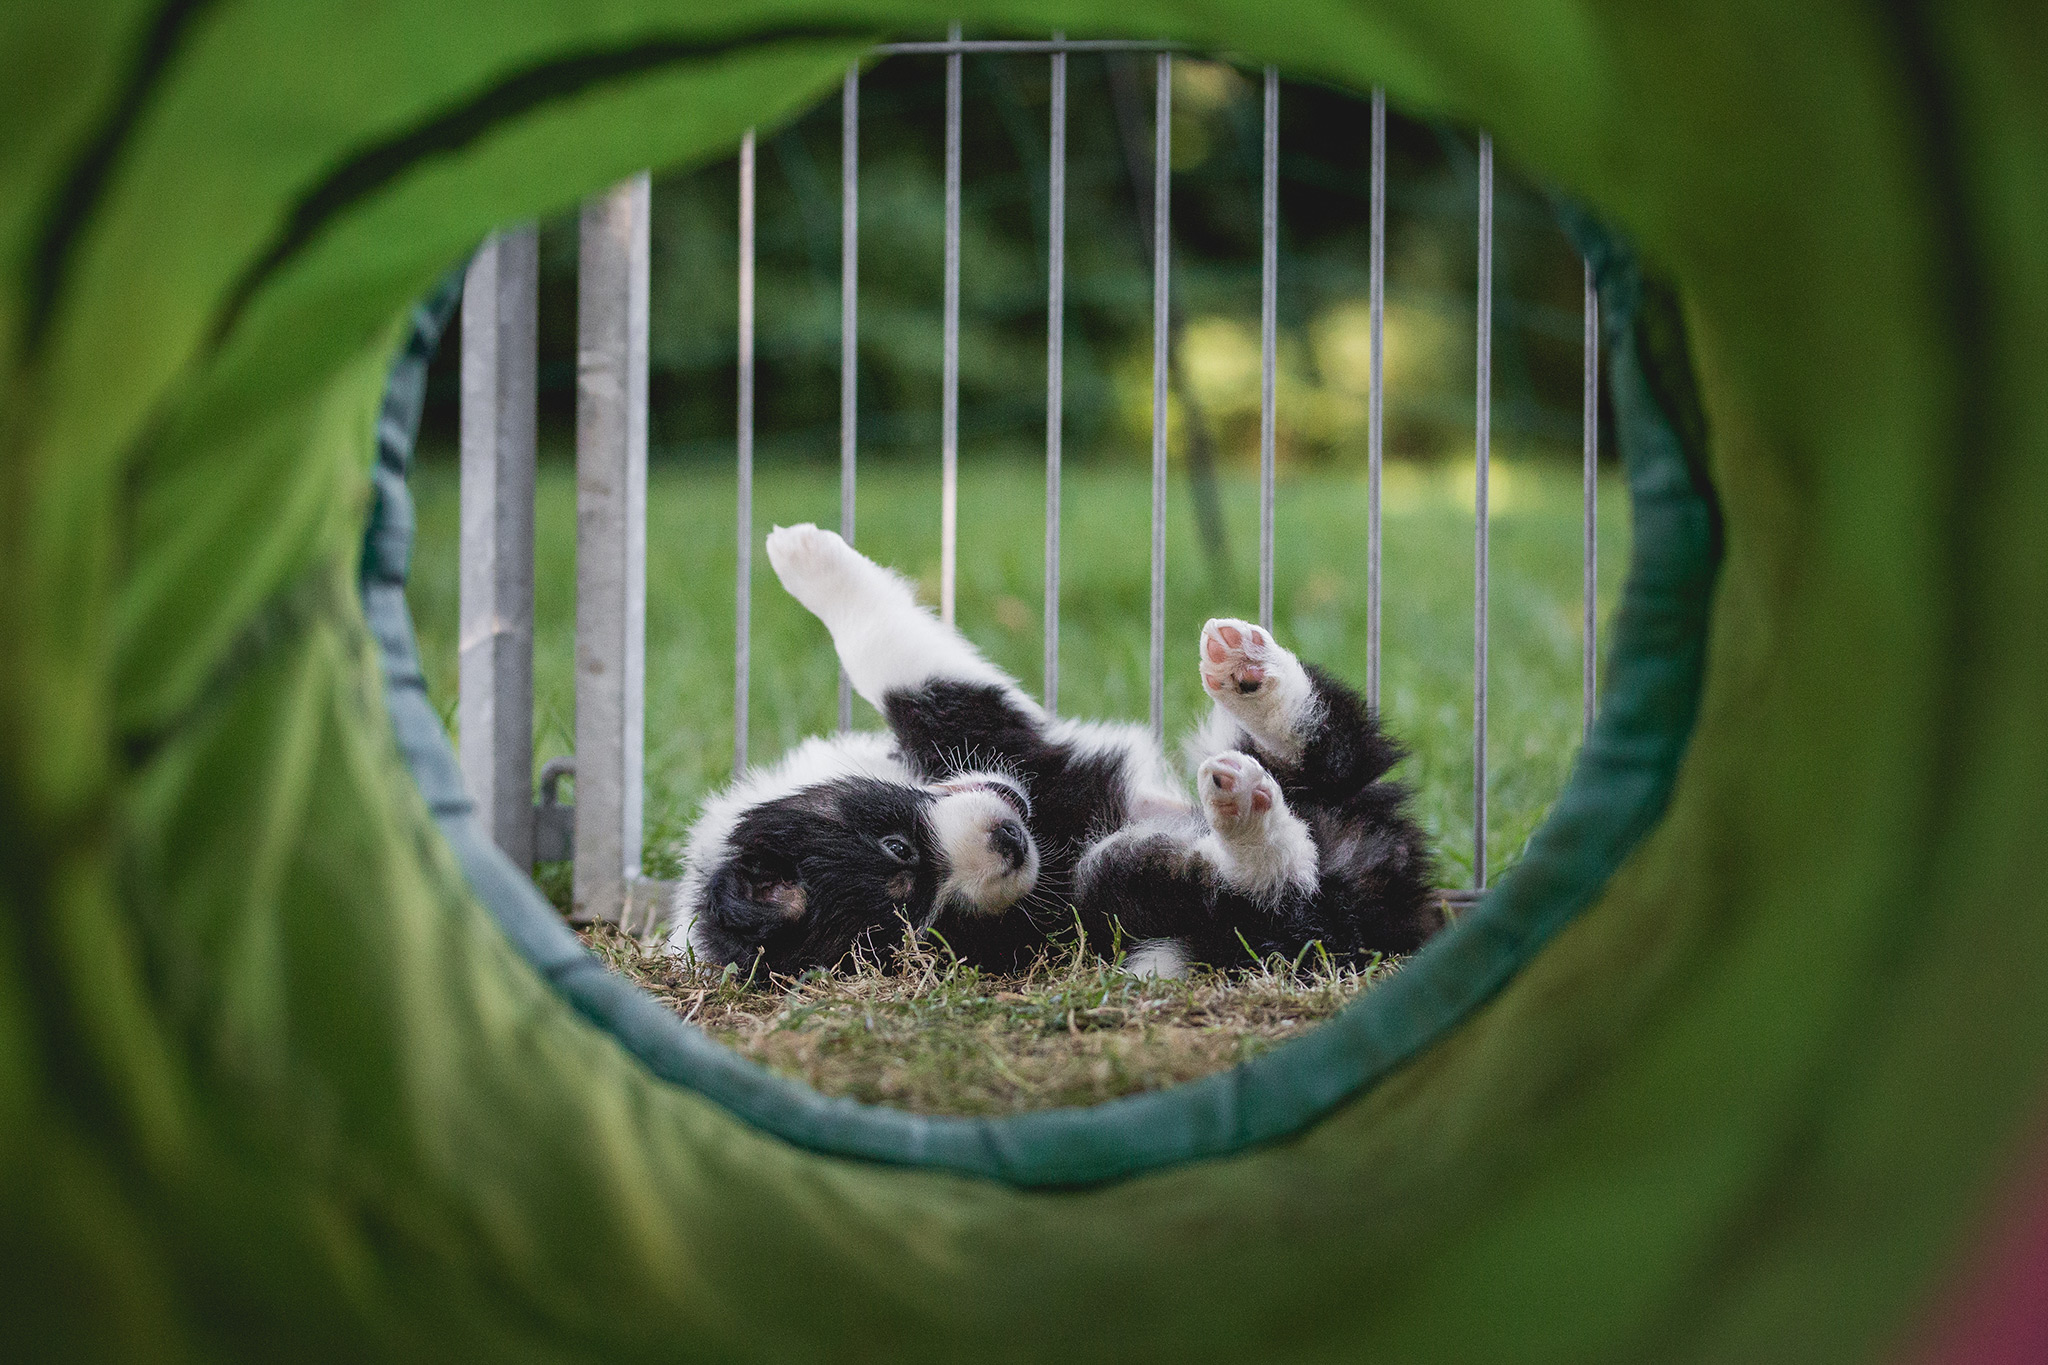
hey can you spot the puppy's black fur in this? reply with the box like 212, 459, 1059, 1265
1072, 664, 1439, 969
692, 777, 940, 969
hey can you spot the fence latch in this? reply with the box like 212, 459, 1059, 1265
533, 757, 575, 863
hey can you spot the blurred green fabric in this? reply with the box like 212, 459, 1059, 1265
2, 3, 2045, 1361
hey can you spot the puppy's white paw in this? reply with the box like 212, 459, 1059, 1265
766, 523, 860, 601
1200, 617, 1280, 699
1199, 750, 1280, 835
1198, 618, 1313, 756
1196, 751, 1318, 899
766, 522, 911, 627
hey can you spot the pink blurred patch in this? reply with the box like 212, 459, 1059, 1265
1906, 1117, 2048, 1365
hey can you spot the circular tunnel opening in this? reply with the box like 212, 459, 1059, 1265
378, 30, 1707, 1172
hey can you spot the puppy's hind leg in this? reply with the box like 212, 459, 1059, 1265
1196, 751, 1318, 903
1072, 822, 1210, 981
765, 524, 1028, 712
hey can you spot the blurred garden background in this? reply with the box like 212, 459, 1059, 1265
408, 48, 1628, 890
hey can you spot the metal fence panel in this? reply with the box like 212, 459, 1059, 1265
1368, 88, 1386, 710
735, 132, 756, 773
1258, 66, 1278, 633
1148, 52, 1171, 743
839, 68, 859, 734
1473, 135, 1493, 890
1044, 41, 1067, 712
940, 24, 963, 625
458, 225, 537, 869
573, 172, 650, 926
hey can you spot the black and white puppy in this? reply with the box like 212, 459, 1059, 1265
668, 523, 1439, 977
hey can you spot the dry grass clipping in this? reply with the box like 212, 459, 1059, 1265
579, 922, 1395, 1116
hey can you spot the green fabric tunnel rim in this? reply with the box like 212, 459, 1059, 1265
360, 189, 1719, 1190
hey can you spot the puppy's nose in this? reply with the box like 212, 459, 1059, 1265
989, 819, 1030, 872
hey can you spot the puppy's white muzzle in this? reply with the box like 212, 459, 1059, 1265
928, 775, 1038, 915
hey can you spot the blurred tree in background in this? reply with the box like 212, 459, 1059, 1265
421, 48, 1600, 479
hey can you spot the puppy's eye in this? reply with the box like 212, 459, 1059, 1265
880, 834, 915, 863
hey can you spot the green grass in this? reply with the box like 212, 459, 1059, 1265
405, 450, 1628, 1113
579, 920, 1399, 1116
406, 450, 1629, 888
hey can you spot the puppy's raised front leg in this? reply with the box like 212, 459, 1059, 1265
1193, 617, 1404, 794
1195, 619, 1318, 763
765, 524, 1026, 712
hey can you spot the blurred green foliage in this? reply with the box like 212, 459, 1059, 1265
420, 52, 1600, 472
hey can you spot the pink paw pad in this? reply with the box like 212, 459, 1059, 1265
1201, 620, 1273, 696
1200, 752, 1277, 826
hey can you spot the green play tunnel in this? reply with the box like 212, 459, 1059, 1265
5, 3, 2046, 1361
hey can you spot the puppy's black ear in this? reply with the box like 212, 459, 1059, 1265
736, 854, 806, 920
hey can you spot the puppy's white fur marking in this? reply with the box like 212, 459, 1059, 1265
1196, 751, 1318, 902
928, 786, 1039, 915
767, 523, 1036, 713
1124, 938, 1192, 980
668, 730, 907, 956
932, 768, 1032, 819
1047, 716, 1189, 819
1195, 617, 1320, 766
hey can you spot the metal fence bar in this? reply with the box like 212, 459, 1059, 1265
459, 226, 538, 869
1044, 37, 1067, 713
839, 66, 859, 733
1582, 259, 1599, 740
1258, 65, 1278, 633
1473, 134, 1492, 891
735, 131, 756, 774
1367, 87, 1385, 711
573, 172, 650, 925
940, 23, 963, 625
1148, 52, 1172, 743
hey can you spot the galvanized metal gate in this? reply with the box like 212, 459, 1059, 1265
455, 33, 1602, 930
